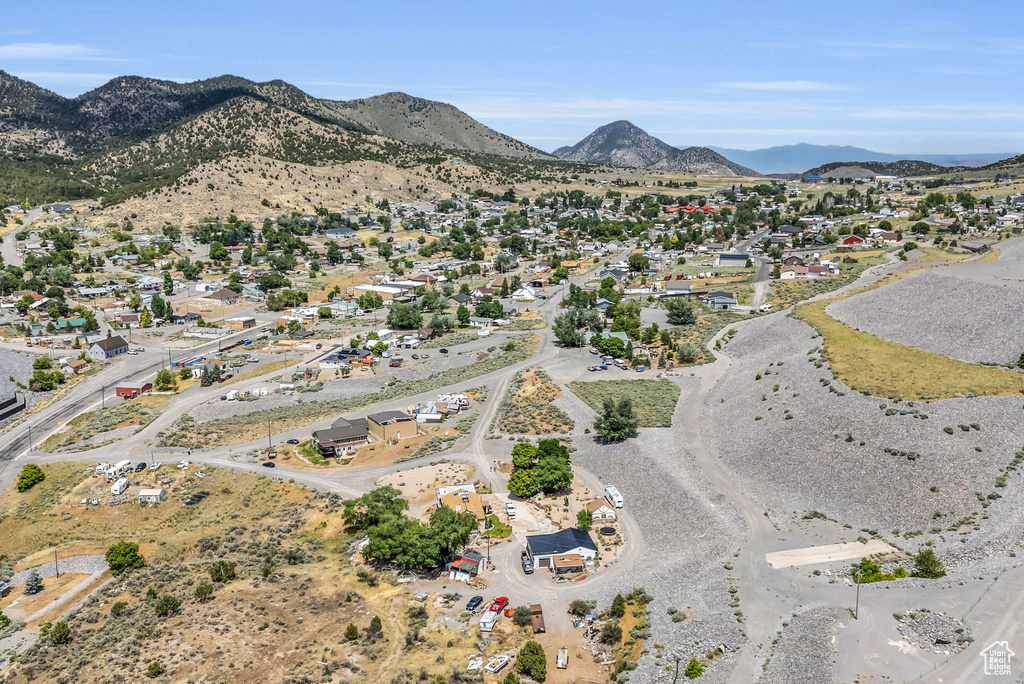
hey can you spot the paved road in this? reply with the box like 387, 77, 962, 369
2, 207, 41, 268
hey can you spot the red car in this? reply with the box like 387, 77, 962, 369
389, 361, 402, 367
490, 597, 509, 613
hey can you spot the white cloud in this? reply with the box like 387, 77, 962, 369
719, 80, 849, 92
0, 42, 104, 59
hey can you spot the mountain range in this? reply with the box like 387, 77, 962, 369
0, 72, 548, 160
705, 143, 1015, 175
552, 121, 756, 176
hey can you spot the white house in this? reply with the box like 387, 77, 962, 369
138, 488, 166, 504
525, 528, 598, 570
585, 499, 616, 520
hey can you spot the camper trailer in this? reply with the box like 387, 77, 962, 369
604, 485, 624, 508
110, 477, 129, 496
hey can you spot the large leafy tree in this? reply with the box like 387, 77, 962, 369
517, 641, 547, 681
385, 302, 423, 329
105, 541, 146, 576
594, 398, 638, 442
16, 464, 45, 492
666, 297, 697, 325
553, 308, 602, 347
511, 443, 537, 469
343, 486, 408, 530
508, 468, 539, 498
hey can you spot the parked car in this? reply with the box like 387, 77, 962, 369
466, 596, 484, 611
635, 366, 645, 372
134, 462, 147, 472
126, 350, 138, 355
439, 348, 448, 354
389, 361, 402, 367
490, 597, 509, 613
133, 347, 145, 352
286, 438, 299, 445
261, 462, 276, 468
521, 552, 535, 574
315, 343, 322, 349
504, 502, 516, 517
759, 303, 773, 312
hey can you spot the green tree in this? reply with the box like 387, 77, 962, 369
16, 463, 45, 492
23, 569, 42, 595
627, 253, 650, 272
512, 605, 532, 627
912, 549, 946, 579
154, 594, 181, 617
456, 304, 470, 325
508, 468, 539, 498
146, 662, 165, 678
475, 297, 504, 319
517, 640, 547, 681
685, 656, 704, 678
591, 334, 627, 358
675, 342, 700, 364
599, 622, 622, 644
209, 241, 228, 261
385, 302, 423, 329
105, 541, 146, 576
594, 398, 639, 442
194, 583, 214, 602
428, 505, 478, 557
420, 289, 443, 311
343, 486, 409, 530
553, 308, 602, 347
150, 293, 168, 319
511, 442, 538, 469
162, 271, 174, 295
357, 291, 384, 311
154, 368, 176, 391
576, 509, 593, 530
49, 620, 71, 645
609, 593, 626, 618
535, 454, 573, 494
317, 306, 333, 319
209, 560, 237, 583
140, 308, 152, 328
666, 297, 697, 325
368, 615, 383, 639
344, 623, 359, 640
128, 291, 143, 311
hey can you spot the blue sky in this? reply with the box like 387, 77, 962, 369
3, 0, 1023, 154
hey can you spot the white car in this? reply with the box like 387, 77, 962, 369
126, 350, 138, 355
504, 503, 516, 517
759, 303, 773, 312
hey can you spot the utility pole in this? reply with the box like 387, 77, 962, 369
54, 548, 59, 578
852, 568, 861, 620
267, 419, 272, 449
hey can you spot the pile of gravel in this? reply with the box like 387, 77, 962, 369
826, 269, 1024, 364
895, 608, 972, 654
758, 606, 839, 684
557, 377, 747, 683
701, 313, 1024, 574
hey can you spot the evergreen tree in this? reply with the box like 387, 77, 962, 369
23, 569, 42, 595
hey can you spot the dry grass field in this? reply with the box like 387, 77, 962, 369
568, 379, 682, 427
793, 276, 1024, 400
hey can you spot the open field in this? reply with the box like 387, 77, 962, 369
41, 395, 171, 452
0, 462, 333, 563
492, 368, 574, 435
0, 462, 483, 684
568, 379, 682, 427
